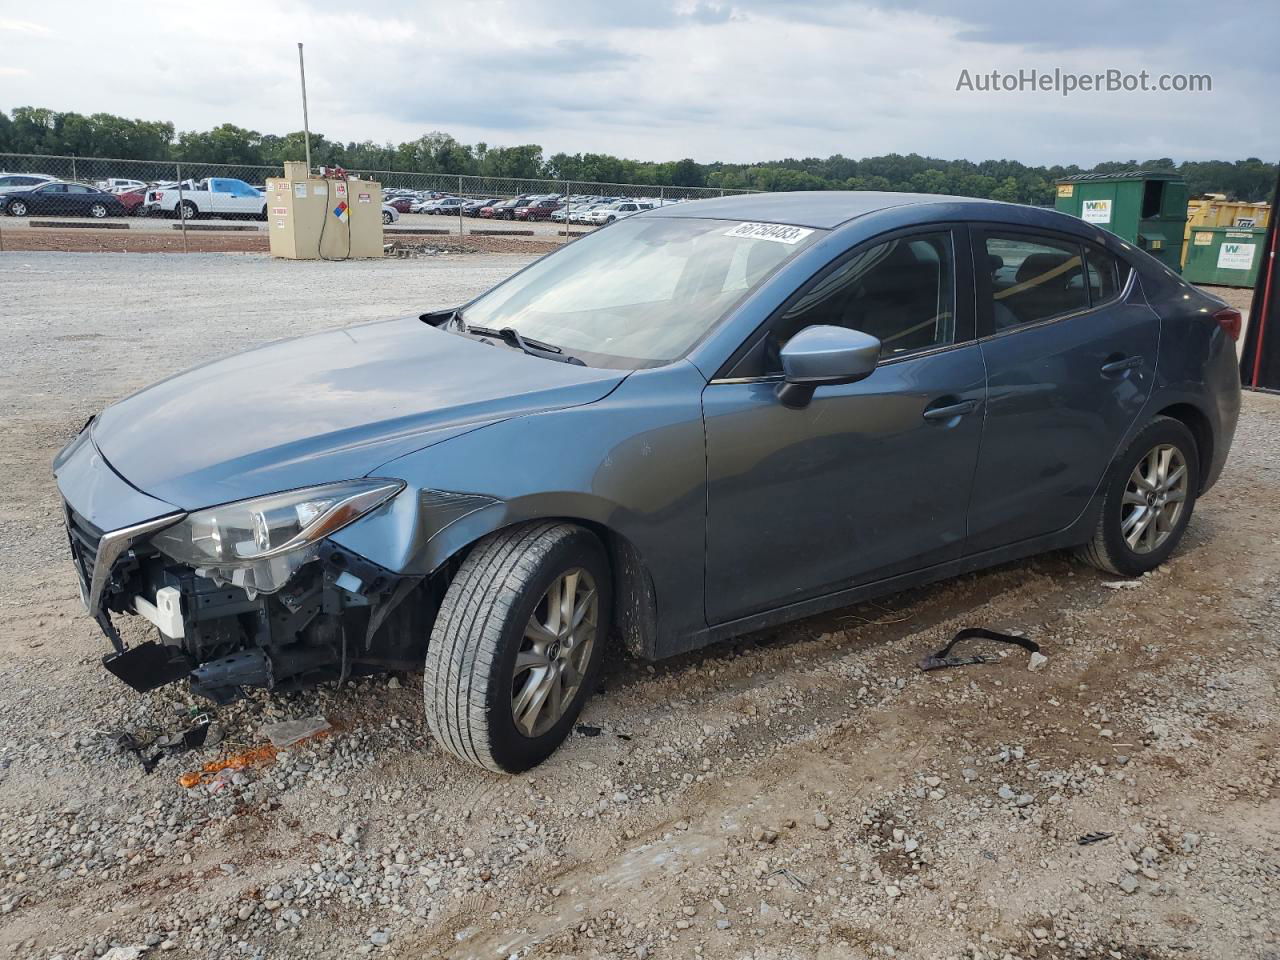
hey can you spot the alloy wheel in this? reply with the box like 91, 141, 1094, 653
1121, 443, 1188, 554
9, 201, 27, 217
511, 567, 598, 737
90, 203, 107, 218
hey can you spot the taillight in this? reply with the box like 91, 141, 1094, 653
1214, 307, 1242, 341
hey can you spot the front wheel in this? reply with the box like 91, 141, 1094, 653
424, 522, 611, 773
382, 210, 393, 225
89, 202, 109, 219
1078, 416, 1199, 577
7, 199, 29, 217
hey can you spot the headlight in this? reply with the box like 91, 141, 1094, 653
150, 479, 403, 597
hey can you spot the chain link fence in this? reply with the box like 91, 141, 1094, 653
0, 152, 754, 253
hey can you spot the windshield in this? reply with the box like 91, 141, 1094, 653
459, 216, 821, 368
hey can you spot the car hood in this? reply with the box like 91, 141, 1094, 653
92, 317, 627, 510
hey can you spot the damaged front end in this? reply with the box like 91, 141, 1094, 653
57, 431, 427, 703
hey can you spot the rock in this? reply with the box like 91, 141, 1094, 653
885, 885, 901, 898
101, 950, 143, 960
1182, 832, 1200, 851
386, 676, 402, 690
1119, 874, 1139, 894
1102, 580, 1141, 590
1032, 927, 1050, 940
1028, 652, 1049, 672
370, 931, 390, 946
260, 716, 331, 748
904, 838, 919, 853
814, 811, 832, 831
1014, 794, 1034, 808
924, 776, 942, 788
892, 828, 905, 843
998, 785, 1016, 801
962, 768, 979, 781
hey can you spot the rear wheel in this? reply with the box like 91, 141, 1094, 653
88, 202, 109, 219
178, 200, 198, 220
424, 522, 610, 773
1078, 416, 1199, 576
382, 210, 393, 225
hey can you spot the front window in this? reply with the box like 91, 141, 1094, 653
460, 216, 822, 369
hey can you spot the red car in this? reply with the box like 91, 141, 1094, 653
118, 188, 149, 216
386, 197, 416, 213
515, 199, 563, 221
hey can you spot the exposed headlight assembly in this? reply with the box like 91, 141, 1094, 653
150, 479, 403, 596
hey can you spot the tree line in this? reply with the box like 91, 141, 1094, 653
0, 105, 1274, 204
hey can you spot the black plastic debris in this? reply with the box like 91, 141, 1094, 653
1077, 831, 1114, 846
919, 628, 1040, 671
575, 724, 603, 738
112, 716, 212, 774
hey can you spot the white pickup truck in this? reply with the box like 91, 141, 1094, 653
144, 177, 266, 220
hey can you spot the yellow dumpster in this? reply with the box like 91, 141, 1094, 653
1183, 194, 1271, 265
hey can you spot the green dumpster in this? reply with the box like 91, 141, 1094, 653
1055, 171, 1188, 273
1182, 225, 1267, 287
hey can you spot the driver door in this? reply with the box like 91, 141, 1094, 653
701, 226, 986, 624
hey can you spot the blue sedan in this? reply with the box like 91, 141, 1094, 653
54, 191, 1241, 771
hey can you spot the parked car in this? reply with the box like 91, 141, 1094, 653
0, 172, 56, 193
382, 204, 399, 225
146, 177, 266, 220
117, 187, 150, 216
386, 197, 415, 213
516, 199, 563, 221
584, 200, 646, 225
53, 192, 1240, 773
429, 197, 467, 216
3, 181, 127, 218
483, 198, 525, 220
95, 178, 147, 194
463, 198, 501, 217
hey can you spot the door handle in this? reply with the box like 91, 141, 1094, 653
1100, 355, 1144, 376
922, 398, 980, 422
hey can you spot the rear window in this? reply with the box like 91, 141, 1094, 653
1084, 244, 1126, 305
983, 233, 1088, 330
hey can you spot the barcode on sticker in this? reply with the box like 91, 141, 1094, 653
724, 222, 814, 244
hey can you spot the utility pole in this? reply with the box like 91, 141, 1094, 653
297, 43, 312, 173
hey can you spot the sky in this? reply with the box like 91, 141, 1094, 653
1, 0, 1276, 166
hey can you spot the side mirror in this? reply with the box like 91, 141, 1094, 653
777, 325, 881, 409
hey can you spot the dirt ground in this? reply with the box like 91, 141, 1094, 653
0, 252, 1276, 960
0, 227, 564, 256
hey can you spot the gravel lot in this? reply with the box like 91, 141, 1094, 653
1, 252, 1277, 960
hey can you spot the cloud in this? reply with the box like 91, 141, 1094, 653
0, 0, 1275, 167
0, 18, 50, 34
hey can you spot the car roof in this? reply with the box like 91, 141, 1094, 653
643, 190, 1018, 229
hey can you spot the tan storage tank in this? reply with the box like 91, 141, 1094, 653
266, 163, 382, 260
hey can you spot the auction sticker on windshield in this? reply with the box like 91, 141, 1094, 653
725, 222, 815, 244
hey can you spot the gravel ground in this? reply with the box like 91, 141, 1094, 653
1, 252, 1277, 960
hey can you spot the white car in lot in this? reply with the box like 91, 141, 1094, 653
95, 178, 147, 194
584, 200, 650, 225
145, 177, 267, 220
0, 172, 56, 194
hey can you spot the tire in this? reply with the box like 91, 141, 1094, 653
504, 210, 515, 221
258, 205, 268, 222
382, 210, 393, 225
605, 215, 616, 224
1077, 416, 1199, 577
424, 522, 611, 773
178, 200, 198, 220
89, 202, 108, 219
7, 199, 28, 217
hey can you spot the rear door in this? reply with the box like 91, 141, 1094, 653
965, 227, 1157, 552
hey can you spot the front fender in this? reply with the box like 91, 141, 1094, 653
329, 360, 710, 651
